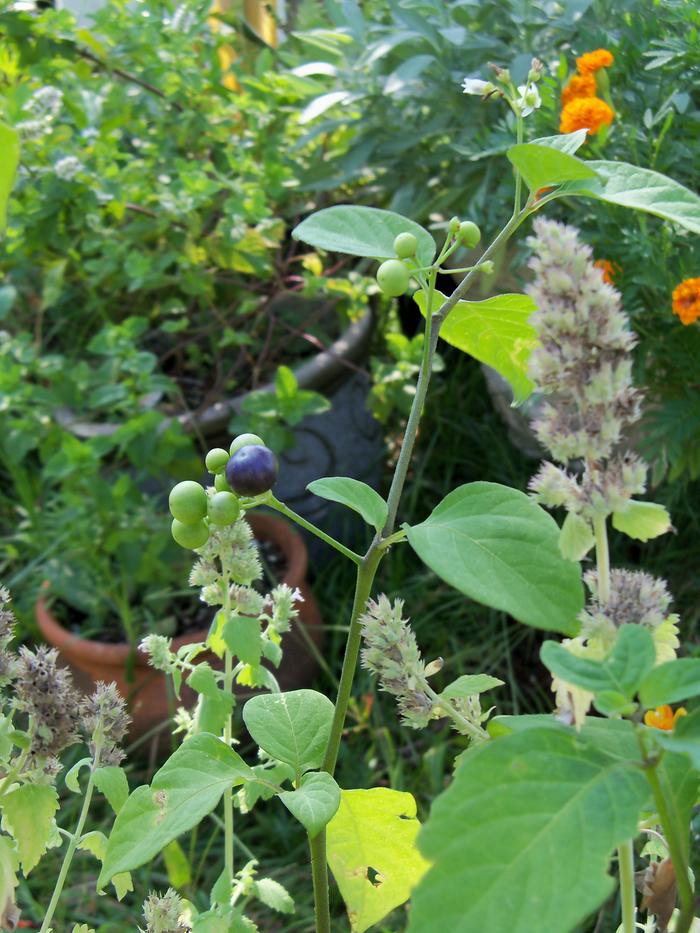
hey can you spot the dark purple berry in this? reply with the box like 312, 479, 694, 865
225, 445, 278, 497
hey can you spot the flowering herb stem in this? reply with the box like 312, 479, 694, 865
222, 581, 235, 888
594, 515, 611, 604
424, 685, 488, 741
40, 740, 102, 933
513, 112, 524, 215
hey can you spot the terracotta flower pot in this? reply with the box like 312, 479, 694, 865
35, 512, 323, 739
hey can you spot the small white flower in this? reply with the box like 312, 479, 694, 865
461, 78, 496, 97
54, 156, 83, 180
516, 83, 542, 117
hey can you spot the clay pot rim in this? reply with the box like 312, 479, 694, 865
36, 511, 308, 668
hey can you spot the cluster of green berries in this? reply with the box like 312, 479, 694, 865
168, 434, 279, 549
375, 221, 482, 299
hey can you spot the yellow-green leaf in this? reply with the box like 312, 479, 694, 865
326, 788, 430, 933
2, 784, 58, 874
163, 839, 191, 889
612, 501, 672, 542
559, 512, 595, 561
415, 290, 538, 404
507, 142, 597, 191
0, 122, 19, 235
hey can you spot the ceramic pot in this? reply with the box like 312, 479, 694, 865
35, 513, 322, 739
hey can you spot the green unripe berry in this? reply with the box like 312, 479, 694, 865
169, 481, 207, 524
376, 259, 410, 298
171, 518, 209, 549
214, 472, 233, 492
205, 447, 230, 475
208, 491, 240, 525
393, 232, 417, 259
229, 433, 265, 457
448, 216, 461, 236
458, 221, 481, 248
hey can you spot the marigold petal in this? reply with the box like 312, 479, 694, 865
672, 277, 700, 325
576, 49, 614, 74
560, 97, 614, 136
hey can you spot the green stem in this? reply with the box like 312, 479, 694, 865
513, 112, 524, 215
617, 839, 636, 933
223, 580, 235, 888
309, 832, 331, 933
267, 497, 362, 565
643, 751, 695, 933
424, 685, 488, 741
41, 749, 101, 933
593, 515, 611, 604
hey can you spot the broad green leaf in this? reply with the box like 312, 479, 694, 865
639, 659, 700, 707
307, 477, 388, 531
65, 757, 92, 792
405, 482, 584, 635
441, 674, 504, 700
559, 512, 595, 561
78, 832, 133, 903
242, 690, 334, 777
507, 143, 597, 192
415, 290, 538, 404
94, 766, 129, 815
0, 123, 19, 234
223, 616, 263, 667
557, 161, 700, 234
408, 728, 649, 933
541, 625, 656, 699
99, 734, 253, 887
531, 129, 588, 155
655, 748, 699, 863
0, 835, 18, 928
253, 877, 295, 914
292, 206, 435, 265
327, 788, 430, 933
163, 839, 191, 888
2, 784, 58, 874
612, 501, 672, 542
656, 708, 700, 771
188, 664, 235, 733
279, 772, 340, 837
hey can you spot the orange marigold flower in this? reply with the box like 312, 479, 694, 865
643, 705, 687, 731
594, 259, 619, 285
561, 72, 597, 107
576, 48, 614, 74
560, 97, 614, 136
672, 277, 700, 325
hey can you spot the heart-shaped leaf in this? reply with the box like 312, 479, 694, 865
279, 771, 341, 837
507, 142, 598, 191
292, 205, 435, 265
307, 477, 388, 531
405, 482, 584, 634
242, 689, 334, 776
415, 290, 538, 404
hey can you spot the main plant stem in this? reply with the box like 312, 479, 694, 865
596, 515, 636, 931
41, 745, 101, 933
310, 206, 530, 932
223, 583, 235, 887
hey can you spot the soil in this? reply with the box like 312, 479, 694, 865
50, 535, 289, 645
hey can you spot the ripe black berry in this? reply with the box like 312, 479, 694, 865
225, 444, 278, 497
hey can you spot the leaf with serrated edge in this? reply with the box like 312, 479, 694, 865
279, 772, 340, 837
307, 477, 388, 531
405, 482, 583, 635
327, 788, 429, 933
98, 734, 252, 887
94, 766, 129, 815
415, 291, 538, 404
541, 625, 656, 698
242, 689, 334, 776
559, 511, 595, 561
639, 659, 700, 707
408, 728, 649, 933
507, 143, 597, 191
2, 784, 58, 874
612, 501, 672, 542
292, 205, 435, 265
555, 161, 700, 234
